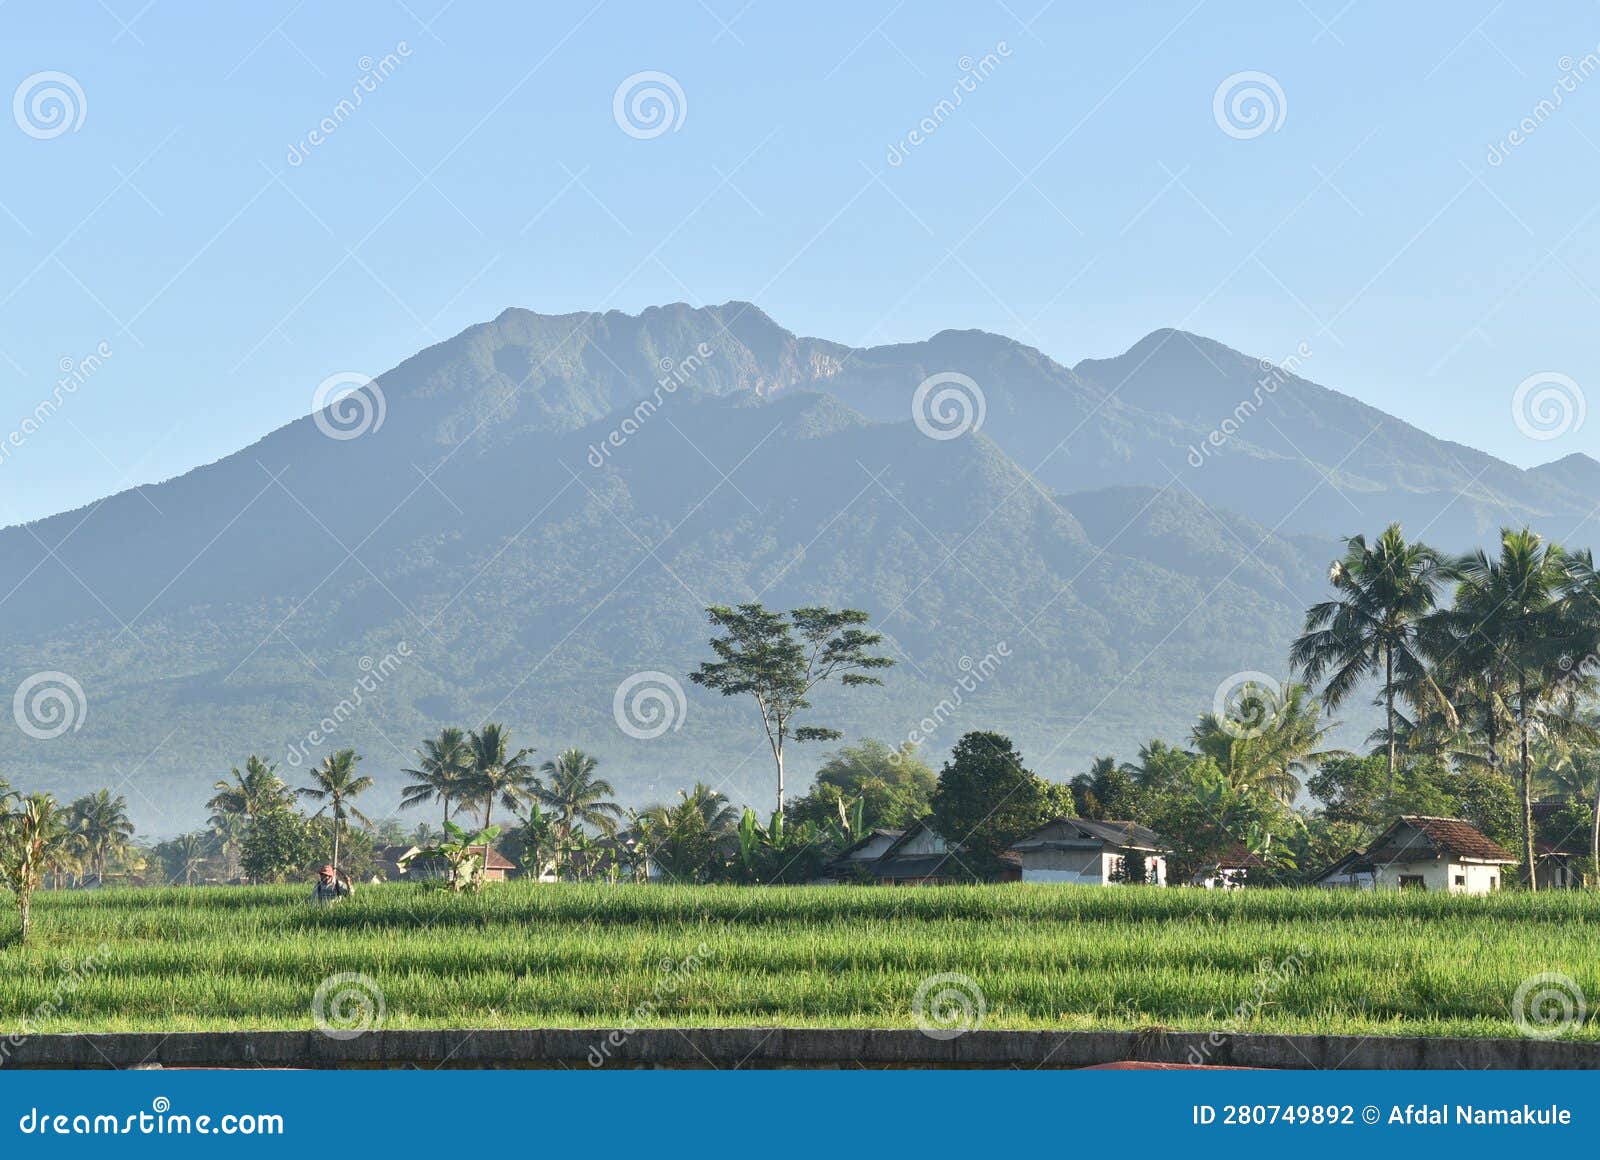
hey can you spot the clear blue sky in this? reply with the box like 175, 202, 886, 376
4, 2, 1599, 525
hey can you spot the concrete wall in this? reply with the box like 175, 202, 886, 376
1021, 851, 1166, 885
6, 1028, 1599, 1070
1372, 860, 1504, 894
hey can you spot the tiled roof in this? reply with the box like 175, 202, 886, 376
1372, 816, 1515, 863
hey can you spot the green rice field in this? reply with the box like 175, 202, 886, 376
3, 882, 1597, 1039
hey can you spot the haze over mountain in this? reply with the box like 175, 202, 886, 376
2, 302, 1592, 831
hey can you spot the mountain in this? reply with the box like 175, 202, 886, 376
0, 302, 1586, 830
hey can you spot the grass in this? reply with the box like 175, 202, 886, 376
1, 882, 1597, 1038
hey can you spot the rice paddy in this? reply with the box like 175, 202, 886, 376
3, 882, 1598, 1039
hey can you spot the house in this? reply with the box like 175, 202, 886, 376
1532, 800, 1587, 889
815, 828, 904, 884
1312, 816, 1515, 893
479, 846, 517, 882
1008, 818, 1169, 885
826, 818, 991, 885
1193, 844, 1267, 889
372, 843, 518, 883
1309, 850, 1376, 890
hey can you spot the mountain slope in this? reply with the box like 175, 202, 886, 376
0, 301, 1584, 829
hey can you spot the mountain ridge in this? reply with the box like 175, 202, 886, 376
1, 301, 1591, 829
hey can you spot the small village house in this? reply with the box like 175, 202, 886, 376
1309, 849, 1375, 890
822, 818, 1000, 885
814, 828, 903, 884
1192, 844, 1267, 889
1009, 818, 1169, 885
1531, 801, 1587, 889
1311, 816, 1514, 893
372, 843, 518, 883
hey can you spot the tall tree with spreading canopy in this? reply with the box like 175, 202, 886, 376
689, 603, 894, 814
1290, 524, 1448, 787
298, 749, 374, 875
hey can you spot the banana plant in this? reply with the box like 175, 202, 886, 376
401, 820, 502, 893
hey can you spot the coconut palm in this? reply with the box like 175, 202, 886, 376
1439, 528, 1592, 887
68, 789, 135, 884
208, 755, 292, 823
163, 832, 209, 886
400, 727, 473, 826
1290, 524, 1449, 787
636, 783, 741, 883
1191, 680, 1341, 804
207, 811, 247, 881
533, 749, 622, 876
461, 724, 536, 867
298, 749, 375, 875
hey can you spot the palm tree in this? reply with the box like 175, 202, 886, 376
207, 811, 247, 881
637, 783, 741, 883
165, 832, 209, 886
1441, 528, 1591, 887
533, 749, 622, 876
1290, 524, 1448, 787
68, 789, 135, 884
298, 749, 375, 875
1191, 681, 1341, 804
400, 727, 473, 826
461, 724, 536, 867
0, 793, 73, 942
208, 755, 292, 822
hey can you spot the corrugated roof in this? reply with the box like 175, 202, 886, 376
1011, 817, 1168, 853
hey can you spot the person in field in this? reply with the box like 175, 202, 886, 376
311, 863, 354, 902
